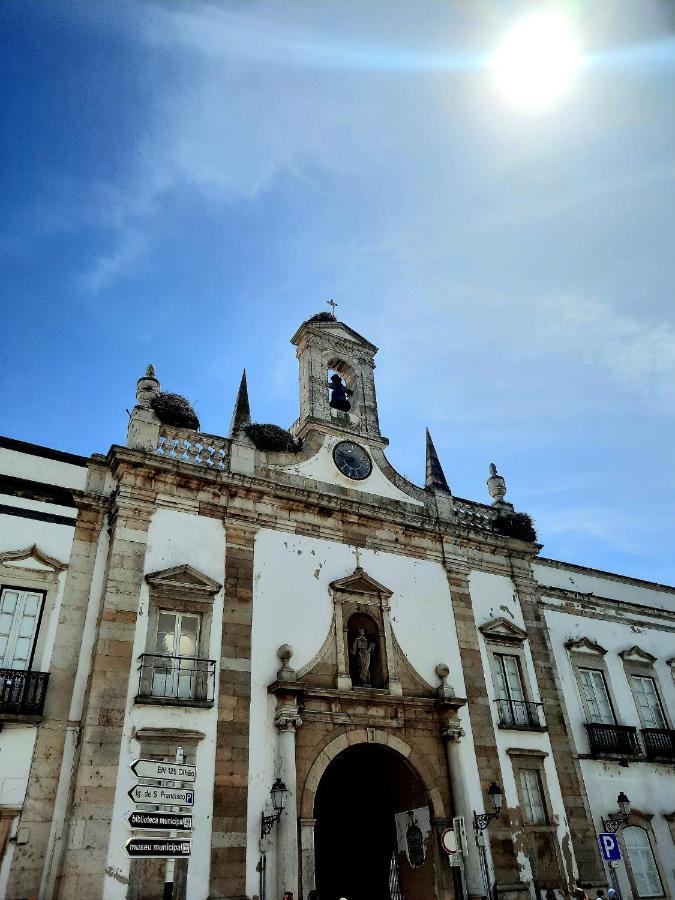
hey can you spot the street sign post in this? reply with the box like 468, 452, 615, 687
441, 828, 463, 868
128, 784, 194, 808
125, 838, 191, 859
127, 811, 193, 832
130, 758, 196, 783
598, 833, 622, 861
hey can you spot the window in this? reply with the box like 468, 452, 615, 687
151, 611, 201, 700
519, 769, 546, 824
0, 587, 44, 670
623, 826, 664, 898
493, 654, 528, 726
578, 668, 615, 725
631, 676, 667, 730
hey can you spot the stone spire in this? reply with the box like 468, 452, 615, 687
425, 429, 450, 494
229, 370, 252, 437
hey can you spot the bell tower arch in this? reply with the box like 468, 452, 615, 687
290, 312, 388, 447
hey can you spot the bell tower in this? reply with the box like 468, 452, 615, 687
290, 312, 388, 447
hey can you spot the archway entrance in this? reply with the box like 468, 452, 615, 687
314, 744, 437, 900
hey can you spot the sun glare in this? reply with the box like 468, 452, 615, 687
492, 12, 582, 110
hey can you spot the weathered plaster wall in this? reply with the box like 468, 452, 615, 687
535, 561, 675, 612
101, 508, 225, 900
0, 448, 87, 491
470, 570, 576, 887
544, 602, 675, 898
248, 528, 485, 897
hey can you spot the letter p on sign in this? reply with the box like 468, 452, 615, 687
598, 833, 621, 861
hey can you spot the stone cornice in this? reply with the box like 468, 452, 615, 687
536, 556, 675, 595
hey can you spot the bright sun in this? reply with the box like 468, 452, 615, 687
492, 12, 582, 110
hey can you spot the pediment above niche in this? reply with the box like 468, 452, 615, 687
145, 564, 221, 601
0, 544, 66, 572
565, 636, 607, 656
619, 646, 657, 665
479, 617, 528, 645
329, 567, 393, 599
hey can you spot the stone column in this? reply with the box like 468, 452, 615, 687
442, 726, 484, 900
275, 701, 302, 898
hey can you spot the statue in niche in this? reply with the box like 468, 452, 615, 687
328, 373, 352, 412
350, 627, 375, 686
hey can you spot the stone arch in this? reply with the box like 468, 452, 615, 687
300, 728, 447, 820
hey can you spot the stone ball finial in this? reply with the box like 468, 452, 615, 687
277, 644, 297, 682
435, 663, 450, 680
278, 644, 293, 663
435, 662, 455, 699
487, 462, 507, 504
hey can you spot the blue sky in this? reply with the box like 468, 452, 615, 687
2, 1, 674, 583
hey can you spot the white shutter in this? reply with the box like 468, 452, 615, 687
624, 827, 664, 898
0, 588, 43, 670
519, 769, 546, 824
579, 669, 614, 725
631, 677, 666, 729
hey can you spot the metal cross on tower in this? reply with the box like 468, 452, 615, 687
326, 298, 338, 316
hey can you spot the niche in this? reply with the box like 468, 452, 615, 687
327, 359, 357, 418
347, 612, 384, 689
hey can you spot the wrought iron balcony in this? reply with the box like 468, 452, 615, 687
495, 698, 546, 729
136, 654, 215, 706
642, 728, 675, 761
0, 668, 49, 716
585, 723, 641, 757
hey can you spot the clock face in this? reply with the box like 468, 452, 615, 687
333, 441, 372, 481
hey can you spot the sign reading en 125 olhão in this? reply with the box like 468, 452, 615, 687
127, 811, 193, 832
128, 784, 194, 808
125, 838, 191, 859
129, 758, 196, 783
598, 833, 621, 861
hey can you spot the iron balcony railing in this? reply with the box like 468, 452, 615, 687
0, 668, 50, 716
137, 654, 216, 705
585, 722, 641, 757
496, 698, 545, 729
642, 728, 675, 761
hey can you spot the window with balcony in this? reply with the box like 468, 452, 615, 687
0, 586, 49, 716
631, 676, 666, 730
137, 564, 221, 708
622, 826, 664, 898
578, 668, 615, 725
479, 617, 545, 730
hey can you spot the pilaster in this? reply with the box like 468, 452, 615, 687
274, 699, 302, 898
210, 523, 257, 900
6, 493, 107, 900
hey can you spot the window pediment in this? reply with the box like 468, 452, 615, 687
329, 567, 392, 599
565, 637, 607, 656
0, 544, 66, 573
619, 646, 657, 665
145, 564, 221, 601
479, 617, 528, 645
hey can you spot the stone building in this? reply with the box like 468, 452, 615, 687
0, 312, 673, 900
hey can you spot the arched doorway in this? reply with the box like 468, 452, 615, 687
314, 744, 437, 900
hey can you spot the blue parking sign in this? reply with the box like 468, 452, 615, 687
598, 833, 621, 861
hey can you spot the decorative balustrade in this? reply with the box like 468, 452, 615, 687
137, 654, 216, 705
496, 698, 546, 729
642, 728, 675, 761
156, 428, 228, 470
453, 498, 500, 532
585, 722, 641, 757
0, 669, 50, 716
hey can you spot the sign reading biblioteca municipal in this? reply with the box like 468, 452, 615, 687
126, 811, 193, 832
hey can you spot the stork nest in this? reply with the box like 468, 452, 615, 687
244, 424, 302, 453
493, 511, 537, 543
151, 392, 200, 430
307, 312, 336, 323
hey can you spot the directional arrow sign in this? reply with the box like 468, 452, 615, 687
130, 758, 196, 783
127, 811, 193, 832
125, 838, 191, 859
128, 784, 194, 808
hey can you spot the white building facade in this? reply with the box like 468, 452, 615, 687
0, 313, 672, 900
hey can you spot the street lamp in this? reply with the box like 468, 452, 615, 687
604, 792, 631, 834
474, 782, 503, 832
260, 777, 290, 839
